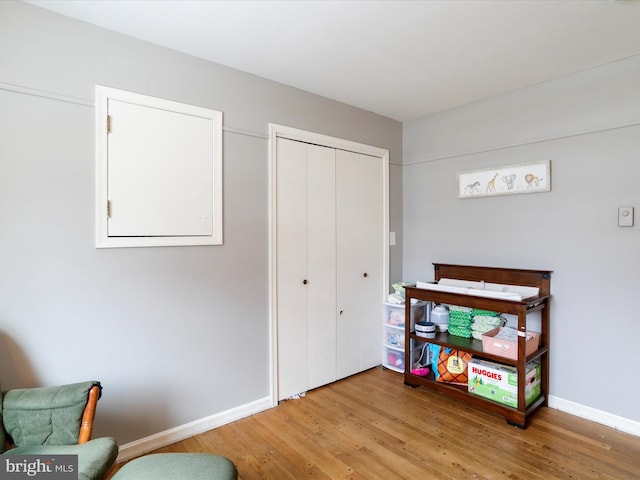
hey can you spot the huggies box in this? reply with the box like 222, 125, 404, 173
468, 359, 541, 408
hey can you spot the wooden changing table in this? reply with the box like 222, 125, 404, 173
404, 263, 551, 428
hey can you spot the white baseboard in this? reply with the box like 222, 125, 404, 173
116, 395, 274, 462
548, 395, 640, 437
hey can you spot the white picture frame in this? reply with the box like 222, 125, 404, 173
457, 160, 551, 198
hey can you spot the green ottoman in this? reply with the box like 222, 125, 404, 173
112, 453, 238, 480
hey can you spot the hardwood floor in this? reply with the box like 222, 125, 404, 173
106, 367, 640, 479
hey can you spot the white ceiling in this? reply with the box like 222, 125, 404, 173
27, 0, 640, 122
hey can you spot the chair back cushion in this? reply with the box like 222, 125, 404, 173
2, 381, 99, 447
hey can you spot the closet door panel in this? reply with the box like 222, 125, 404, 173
336, 150, 384, 379
276, 132, 386, 398
307, 145, 337, 390
276, 138, 309, 400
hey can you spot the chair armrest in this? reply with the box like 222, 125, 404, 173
3, 381, 102, 447
79, 385, 100, 444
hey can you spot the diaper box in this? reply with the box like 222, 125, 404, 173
467, 359, 541, 408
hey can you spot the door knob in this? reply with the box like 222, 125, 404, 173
303, 279, 308, 285
363, 272, 368, 278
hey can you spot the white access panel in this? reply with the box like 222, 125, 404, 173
107, 99, 213, 236
95, 86, 222, 247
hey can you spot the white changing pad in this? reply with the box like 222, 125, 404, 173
415, 278, 539, 301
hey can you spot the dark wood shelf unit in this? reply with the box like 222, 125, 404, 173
404, 263, 552, 428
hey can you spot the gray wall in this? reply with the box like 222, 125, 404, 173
0, 1, 403, 444
403, 55, 640, 422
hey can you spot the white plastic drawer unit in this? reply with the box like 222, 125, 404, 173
95, 85, 223, 247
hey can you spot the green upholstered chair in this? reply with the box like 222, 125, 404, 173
1, 381, 118, 480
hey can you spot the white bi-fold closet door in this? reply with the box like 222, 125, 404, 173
276, 135, 386, 401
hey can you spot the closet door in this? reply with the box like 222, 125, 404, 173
335, 149, 384, 379
276, 138, 309, 400
306, 145, 337, 391
276, 138, 337, 400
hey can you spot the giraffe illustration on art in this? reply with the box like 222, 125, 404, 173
486, 173, 499, 192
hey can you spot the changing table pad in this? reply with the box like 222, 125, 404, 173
415, 278, 539, 301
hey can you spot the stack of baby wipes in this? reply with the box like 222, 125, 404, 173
448, 305, 473, 338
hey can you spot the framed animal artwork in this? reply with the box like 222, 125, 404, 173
457, 160, 551, 198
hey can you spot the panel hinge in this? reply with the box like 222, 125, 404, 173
107, 200, 112, 218
106, 115, 111, 133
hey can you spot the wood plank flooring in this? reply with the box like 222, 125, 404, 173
106, 367, 640, 479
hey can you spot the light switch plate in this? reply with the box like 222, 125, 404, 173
618, 207, 634, 227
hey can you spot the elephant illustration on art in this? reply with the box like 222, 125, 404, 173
502, 174, 516, 191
